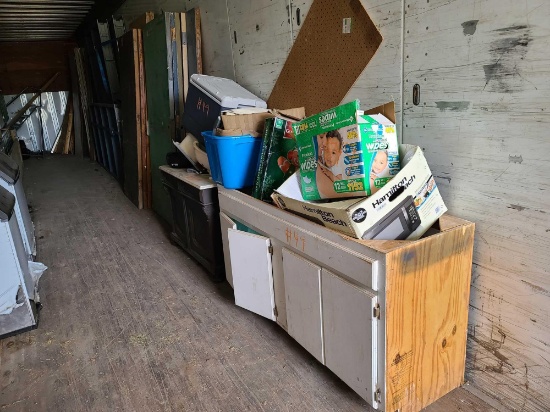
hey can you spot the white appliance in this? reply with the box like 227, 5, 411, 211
0, 185, 39, 337
0, 152, 35, 259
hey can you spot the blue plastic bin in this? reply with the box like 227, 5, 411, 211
202, 131, 262, 189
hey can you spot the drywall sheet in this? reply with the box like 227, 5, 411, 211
267, 0, 382, 116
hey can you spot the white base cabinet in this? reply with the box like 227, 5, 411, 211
218, 187, 475, 412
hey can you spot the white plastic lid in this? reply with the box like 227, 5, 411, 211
190, 74, 267, 109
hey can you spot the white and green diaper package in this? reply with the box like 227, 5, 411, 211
292, 100, 400, 201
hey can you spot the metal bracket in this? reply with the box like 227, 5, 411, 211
373, 303, 381, 319
374, 388, 382, 403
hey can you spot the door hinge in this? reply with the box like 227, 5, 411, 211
373, 303, 380, 319
274, 305, 278, 317
374, 388, 382, 403
268, 245, 273, 255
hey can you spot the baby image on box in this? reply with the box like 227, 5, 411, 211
369, 150, 388, 193
313, 130, 349, 199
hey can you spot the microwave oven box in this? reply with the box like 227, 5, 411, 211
271, 144, 448, 240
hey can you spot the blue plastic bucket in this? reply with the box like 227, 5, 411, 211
202, 131, 262, 189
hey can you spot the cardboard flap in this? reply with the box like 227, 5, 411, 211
221, 112, 273, 133
365, 101, 396, 124
220, 107, 306, 135
275, 107, 306, 121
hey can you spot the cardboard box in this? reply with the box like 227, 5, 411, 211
252, 114, 302, 201
292, 100, 400, 200
271, 145, 447, 240
221, 107, 305, 136
292, 100, 400, 201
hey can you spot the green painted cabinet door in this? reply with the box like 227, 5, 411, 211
143, 16, 174, 224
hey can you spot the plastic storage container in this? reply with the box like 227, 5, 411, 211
184, 74, 267, 143
202, 131, 262, 189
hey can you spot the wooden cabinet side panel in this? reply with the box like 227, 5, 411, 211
384, 223, 475, 412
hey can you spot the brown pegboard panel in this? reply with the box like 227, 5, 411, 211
267, 0, 382, 116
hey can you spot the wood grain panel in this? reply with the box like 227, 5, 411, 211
0, 40, 75, 95
385, 220, 475, 412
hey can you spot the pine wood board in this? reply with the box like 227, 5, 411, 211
137, 30, 151, 209
63, 104, 74, 155
384, 220, 475, 412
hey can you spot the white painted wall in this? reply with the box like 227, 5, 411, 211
402, 1, 550, 411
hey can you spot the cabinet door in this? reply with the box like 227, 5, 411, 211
185, 200, 217, 267
282, 248, 324, 364
166, 187, 189, 248
322, 269, 378, 406
228, 229, 275, 321
143, 16, 174, 224
220, 212, 236, 287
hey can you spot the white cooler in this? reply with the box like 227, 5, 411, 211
183, 74, 267, 143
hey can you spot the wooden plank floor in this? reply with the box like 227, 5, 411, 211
0, 156, 498, 411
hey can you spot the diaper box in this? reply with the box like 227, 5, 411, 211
292, 100, 400, 201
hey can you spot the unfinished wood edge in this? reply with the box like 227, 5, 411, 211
132, 29, 144, 210
174, 14, 185, 120
137, 28, 150, 209
195, 8, 202, 74
357, 215, 475, 254
181, 13, 189, 103
384, 223, 475, 412
63, 104, 74, 154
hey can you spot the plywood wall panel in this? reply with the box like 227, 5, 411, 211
0, 41, 75, 95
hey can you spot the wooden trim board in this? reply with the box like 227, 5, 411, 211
137, 29, 151, 209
